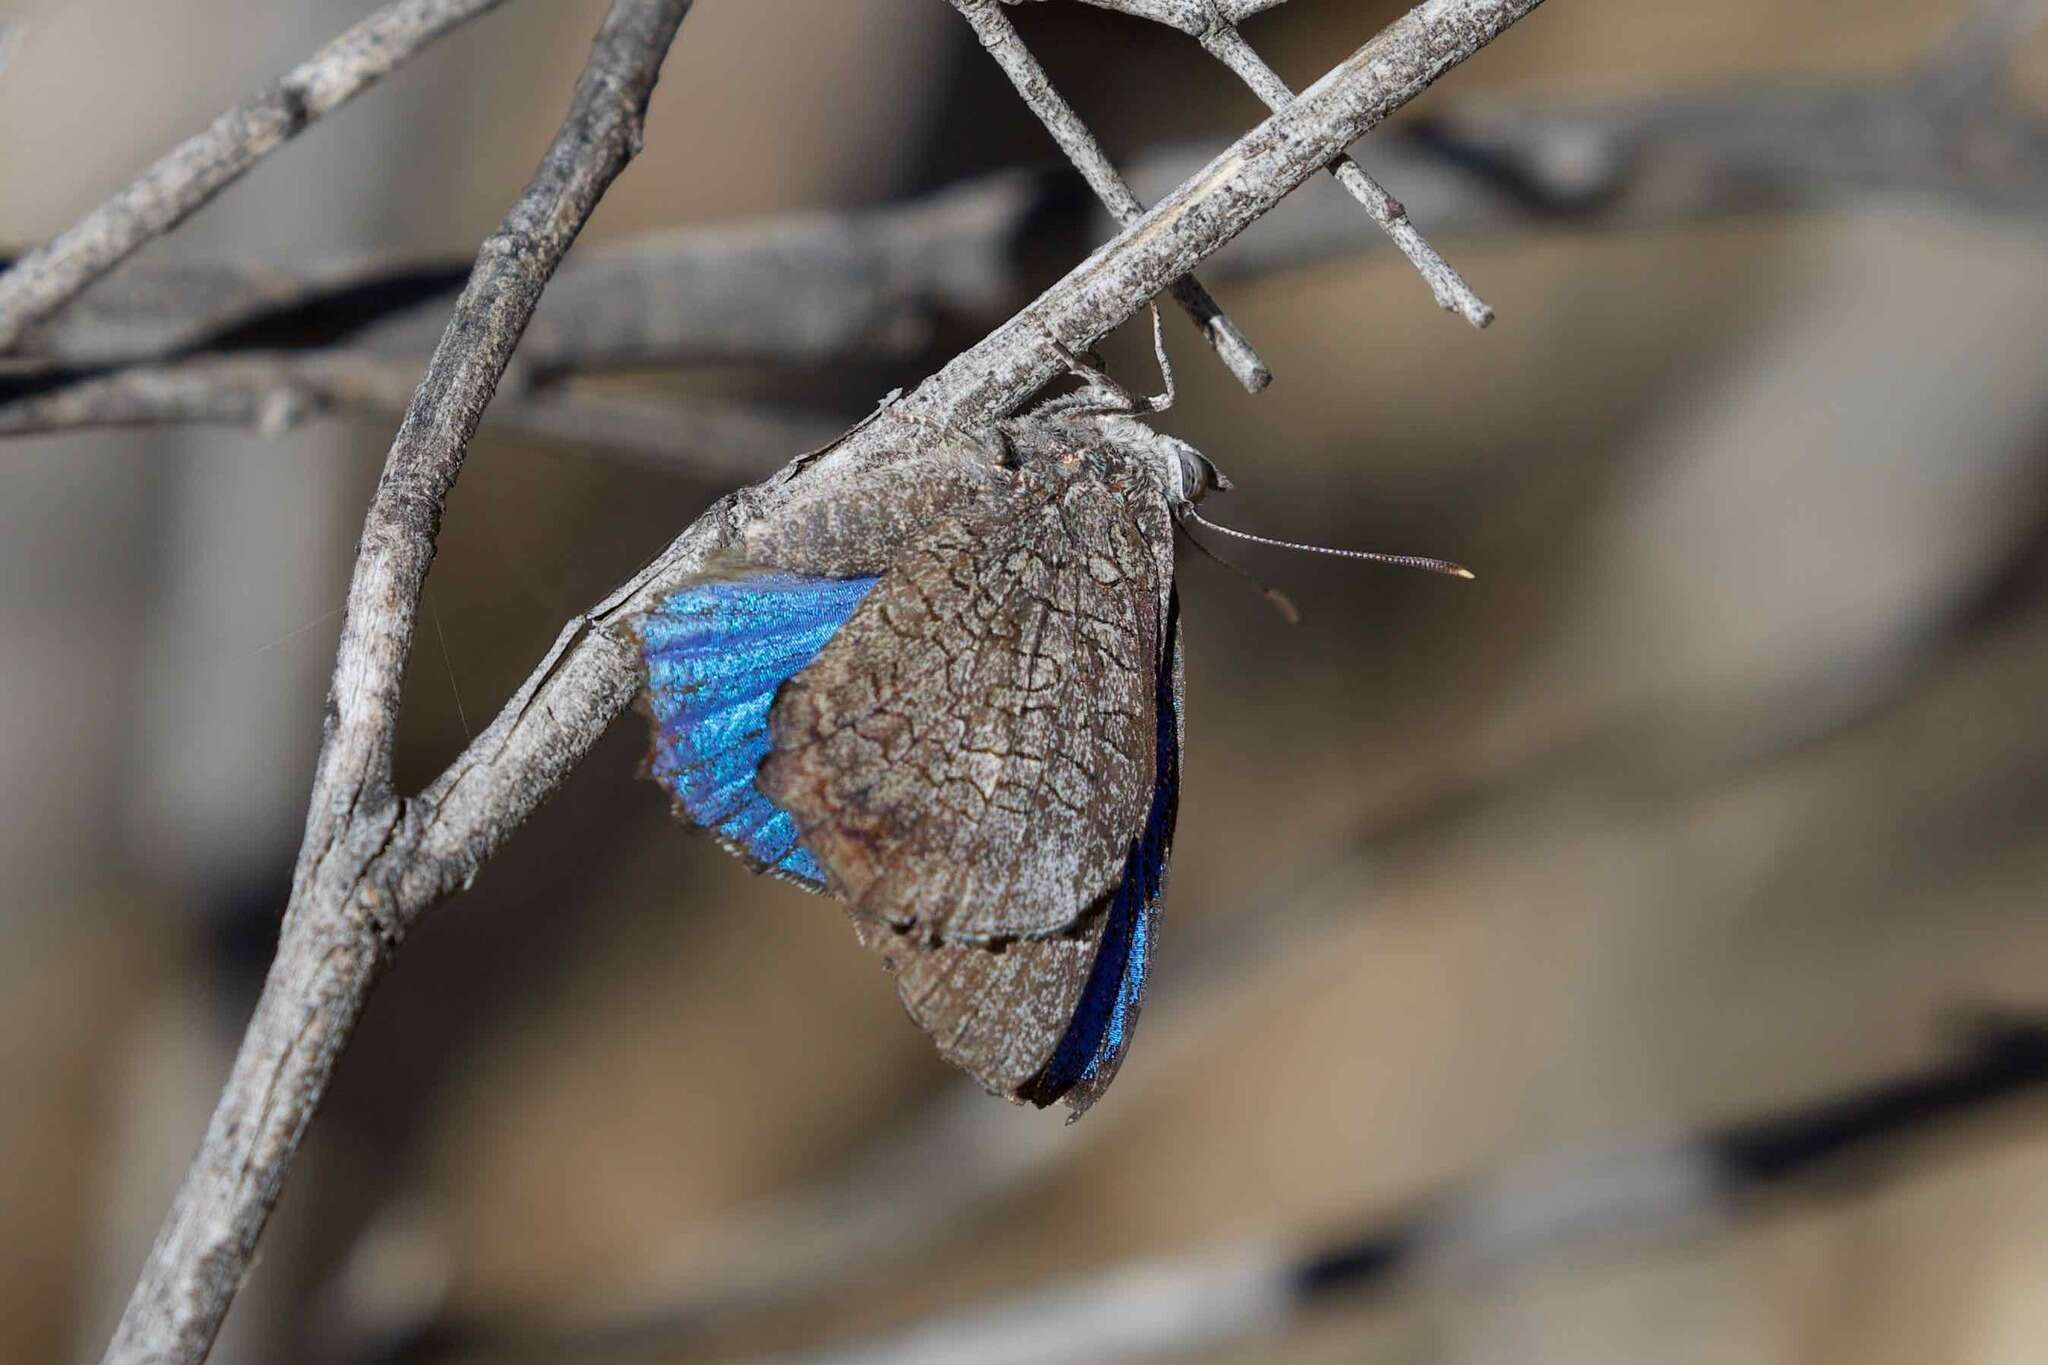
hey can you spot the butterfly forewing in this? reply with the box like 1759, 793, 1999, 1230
760, 466, 1161, 943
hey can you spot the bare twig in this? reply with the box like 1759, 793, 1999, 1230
107, 3, 1542, 1357
948, 0, 1272, 391
744, 1016, 2048, 1365
99, 3, 695, 1361
884, 0, 1548, 431
1024, 0, 1494, 325
1198, 23, 1494, 326
0, 0, 512, 355
0, 350, 838, 479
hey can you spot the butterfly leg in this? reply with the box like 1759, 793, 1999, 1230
1032, 304, 1176, 420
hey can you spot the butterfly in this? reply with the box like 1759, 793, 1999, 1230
632, 371, 1224, 1118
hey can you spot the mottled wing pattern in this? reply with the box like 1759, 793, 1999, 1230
635, 446, 1015, 881
760, 470, 1162, 942
851, 917, 1098, 1099
1021, 596, 1181, 1114
637, 573, 879, 887
862, 595, 1182, 1115
735, 446, 1015, 579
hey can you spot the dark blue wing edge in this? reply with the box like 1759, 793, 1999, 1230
1020, 589, 1182, 1117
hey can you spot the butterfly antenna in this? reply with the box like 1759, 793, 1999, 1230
1175, 518, 1302, 624
1183, 509, 1476, 580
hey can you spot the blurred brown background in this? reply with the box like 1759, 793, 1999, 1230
5, 1, 2048, 1361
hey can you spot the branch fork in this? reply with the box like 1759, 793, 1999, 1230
999, 0, 1494, 326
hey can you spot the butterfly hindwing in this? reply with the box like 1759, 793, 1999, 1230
760, 466, 1162, 942
636, 446, 1016, 882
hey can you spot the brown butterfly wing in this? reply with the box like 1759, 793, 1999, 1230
851, 915, 1101, 1098
758, 466, 1162, 943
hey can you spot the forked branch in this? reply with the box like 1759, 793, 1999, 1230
948, 0, 1274, 390
99, 2, 696, 1361
1015, 0, 1494, 324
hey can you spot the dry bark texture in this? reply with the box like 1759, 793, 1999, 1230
96, 3, 697, 1361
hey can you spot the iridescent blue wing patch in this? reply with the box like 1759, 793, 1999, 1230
638, 573, 878, 888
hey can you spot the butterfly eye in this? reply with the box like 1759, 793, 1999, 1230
1171, 440, 1229, 505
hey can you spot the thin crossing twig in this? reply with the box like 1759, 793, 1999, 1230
949, 0, 1273, 390
1020, 0, 1493, 325
1198, 21, 1493, 326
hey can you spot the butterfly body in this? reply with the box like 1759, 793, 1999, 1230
636, 405, 1215, 1115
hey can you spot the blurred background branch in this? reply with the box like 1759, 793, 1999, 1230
0, 350, 838, 479
0, 0, 512, 354
341, 1009, 2048, 1362
725, 1016, 2048, 1365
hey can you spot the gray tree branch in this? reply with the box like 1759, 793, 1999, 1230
0, 0, 512, 355
948, 0, 1273, 391
99, 3, 696, 1361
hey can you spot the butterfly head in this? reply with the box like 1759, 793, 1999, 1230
1054, 411, 1230, 517
1164, 434, 1230, 510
